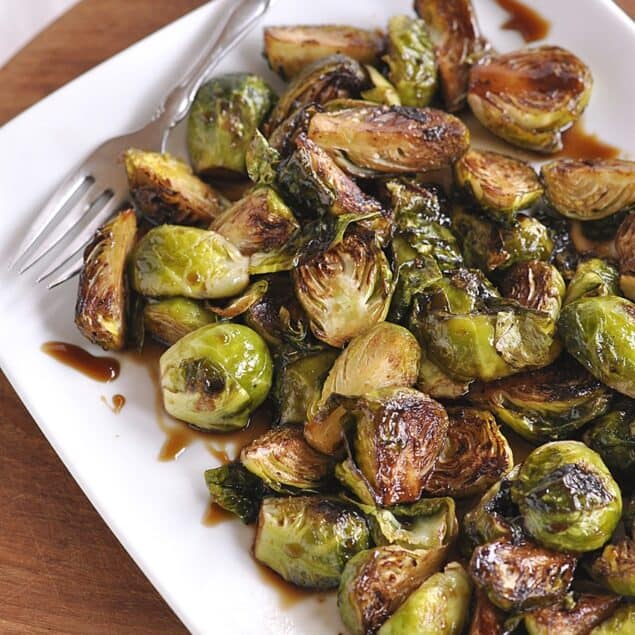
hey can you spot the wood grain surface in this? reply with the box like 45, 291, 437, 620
0, 1, 633, 633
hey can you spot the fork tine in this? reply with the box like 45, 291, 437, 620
45, 252, 85, 290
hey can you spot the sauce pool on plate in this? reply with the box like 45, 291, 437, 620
496, 0, 550, 43
41, 341, 120, 382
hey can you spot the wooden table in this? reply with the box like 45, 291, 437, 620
0, 1, 633, 632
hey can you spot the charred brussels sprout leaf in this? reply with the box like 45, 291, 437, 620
542, 159, 635, 220
308, 105, 470, 176
361, 65, 401, 106
159, 323, 273, 430
263, 26, 384, 80
268, 103, 323, 158
468, 46, 592, 153
75, 209, 137, 351
378, 562, 472, 635
245, 130, 280, 186
130, 225, 249, 300
123, 149, 226, 226
590, 538, 635, 596
204, 280, 269, 319
385, 15, 437, 107
512, 441, 622, 552
563, 258, 620, 306
253, 496, 370, 589
469, 539, 576, 611
559, 295, 635, 398
454, 149, 543, 224
144, 297, 218, 346
589, 604, 635, 634
469, 589, 506, 635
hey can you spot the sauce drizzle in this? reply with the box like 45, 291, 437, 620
101, 393, 126, 413
201, 502, 235, 527
496, 0, 550, 43
256, 563, 317, 609
41, 341, 120, 382
558, 119, 621, 160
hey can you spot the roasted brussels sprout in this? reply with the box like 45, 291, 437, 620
159, 323, 273, 430
129, 225, 249, 300
469, 539, 576, 611
377, 562, 472, 635
75, 209, 137, 351
512, 441, 622, 552
263, 26, 384, 79
589, 604, 635, 634
293, 231, 393, 348
468, 46, 592, 153
384, 15, 437, 107
123, 149, 226, 226
268, 103, 323, 158
338, 545, 444, 635
308, 105, 470, 176
416, 347, 472, 399
559, 295, 635, 398
414, 0, 489, 111
253, 496, 370, 589
470, 357, 612, 443
245, 129, 280, 186
143, 297, 218, 346
204, 462, 267, 523
590, 538, 635, 596
305, 322, 421, 455
563, 258, 620, 306
469, 589, 506, 635
424, 407, 513, 498
617, 213, 635, 300
541, 159, 635, 220
361, 65, 401, 106
454, 149, 543, 224
204, 280, 268, 319
187, 73, 276, 177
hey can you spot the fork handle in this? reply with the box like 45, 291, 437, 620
155, 0, 270, 150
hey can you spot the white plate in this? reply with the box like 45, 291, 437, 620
0, 1, 634, 633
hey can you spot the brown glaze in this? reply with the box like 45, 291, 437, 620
201, 503, 234, 527
496, 0, 550, 43
101, 394, 126, 414
41, 341, 120, 382
558, 119, 621, 159
255, 562, 316, 609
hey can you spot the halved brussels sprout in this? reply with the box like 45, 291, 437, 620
559, 295, 635, 398
563, 258, 620, 306
338, 546, 445, 635
143, 297, 218, 346
293, 231, 393, 348
264, 55, 367, 136
204, 462, 267, 523
414, 0, 489, 111
541, 159, 635, 220
469, 539, 576, 611
187, 73, 276, 177
454, 149, 543, 224
470, 357, 612, 443
617, 214, 635, 301
469, 589, 506, 635
512, 441, 622, 552
129, 225, 249, 300
123, 149, 226, 226
377, 562, 472, 635
590, 604, 635, 634
253, 496, 370, 589
590, 538, 635, 596
204, 280, 268, 319
416, 347, 472, 399
75, 209, 137, 351
263, 26, 384, 79
308, 105, 470, 175
452, 207, 553, 272
424, 407, 513, 498
159, 323, 273, 430
305, 322, 421, 455
381, 177, 450, 225
468, 46, 592, 153
361, 65, 401, 106
569, 220, 619, 262
384, 15, 437, 107
268, 103, 323, 158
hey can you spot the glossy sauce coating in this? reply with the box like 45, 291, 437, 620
41, 341, 120, 382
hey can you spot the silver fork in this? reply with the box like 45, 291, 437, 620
12, 0, 272, 288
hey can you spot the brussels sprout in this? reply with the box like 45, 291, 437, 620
384, 15, 437, 107
533, 207, 580, 281
75, 209, 137, 350
245, 130, 280, 186
253, 496, 370, 589
452, 207, 553, 272
468, 46, 592, 153
204, 462, 267, 523
338, 545, 445, 635
424, 407, 513, 498
541, 159, 635, 220
512, 441, 622, 552
293, 231, 393, 348
123, 149, 226, 226
563, 258, 620, 306
590, 604, 635, 634
590, 538, 635, 596
187, 73, 276, 177
469, 539, 576, 611
268, 103, 323, 158
240, 425, 334, 493
143, 297, 218, 346
381, 177, 451, 226
305, 322, 421, 455
263, 26, 384, 80
416, 347, 472, 399
264, 55, 367, 136
469, 589, 506, 635
470, 357, 612, 443
308, 105, 470, 176
361, 65, 401, 106
129, 225, 249, 300
524, 593, 622, 635
617, 214, 635, 300
414, 0, 489, 111
454, 149, 543, 224
378, 562, 472, 635
159, 323, 273, 430
204, 280, 269, 319
559, 296, 635, 398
